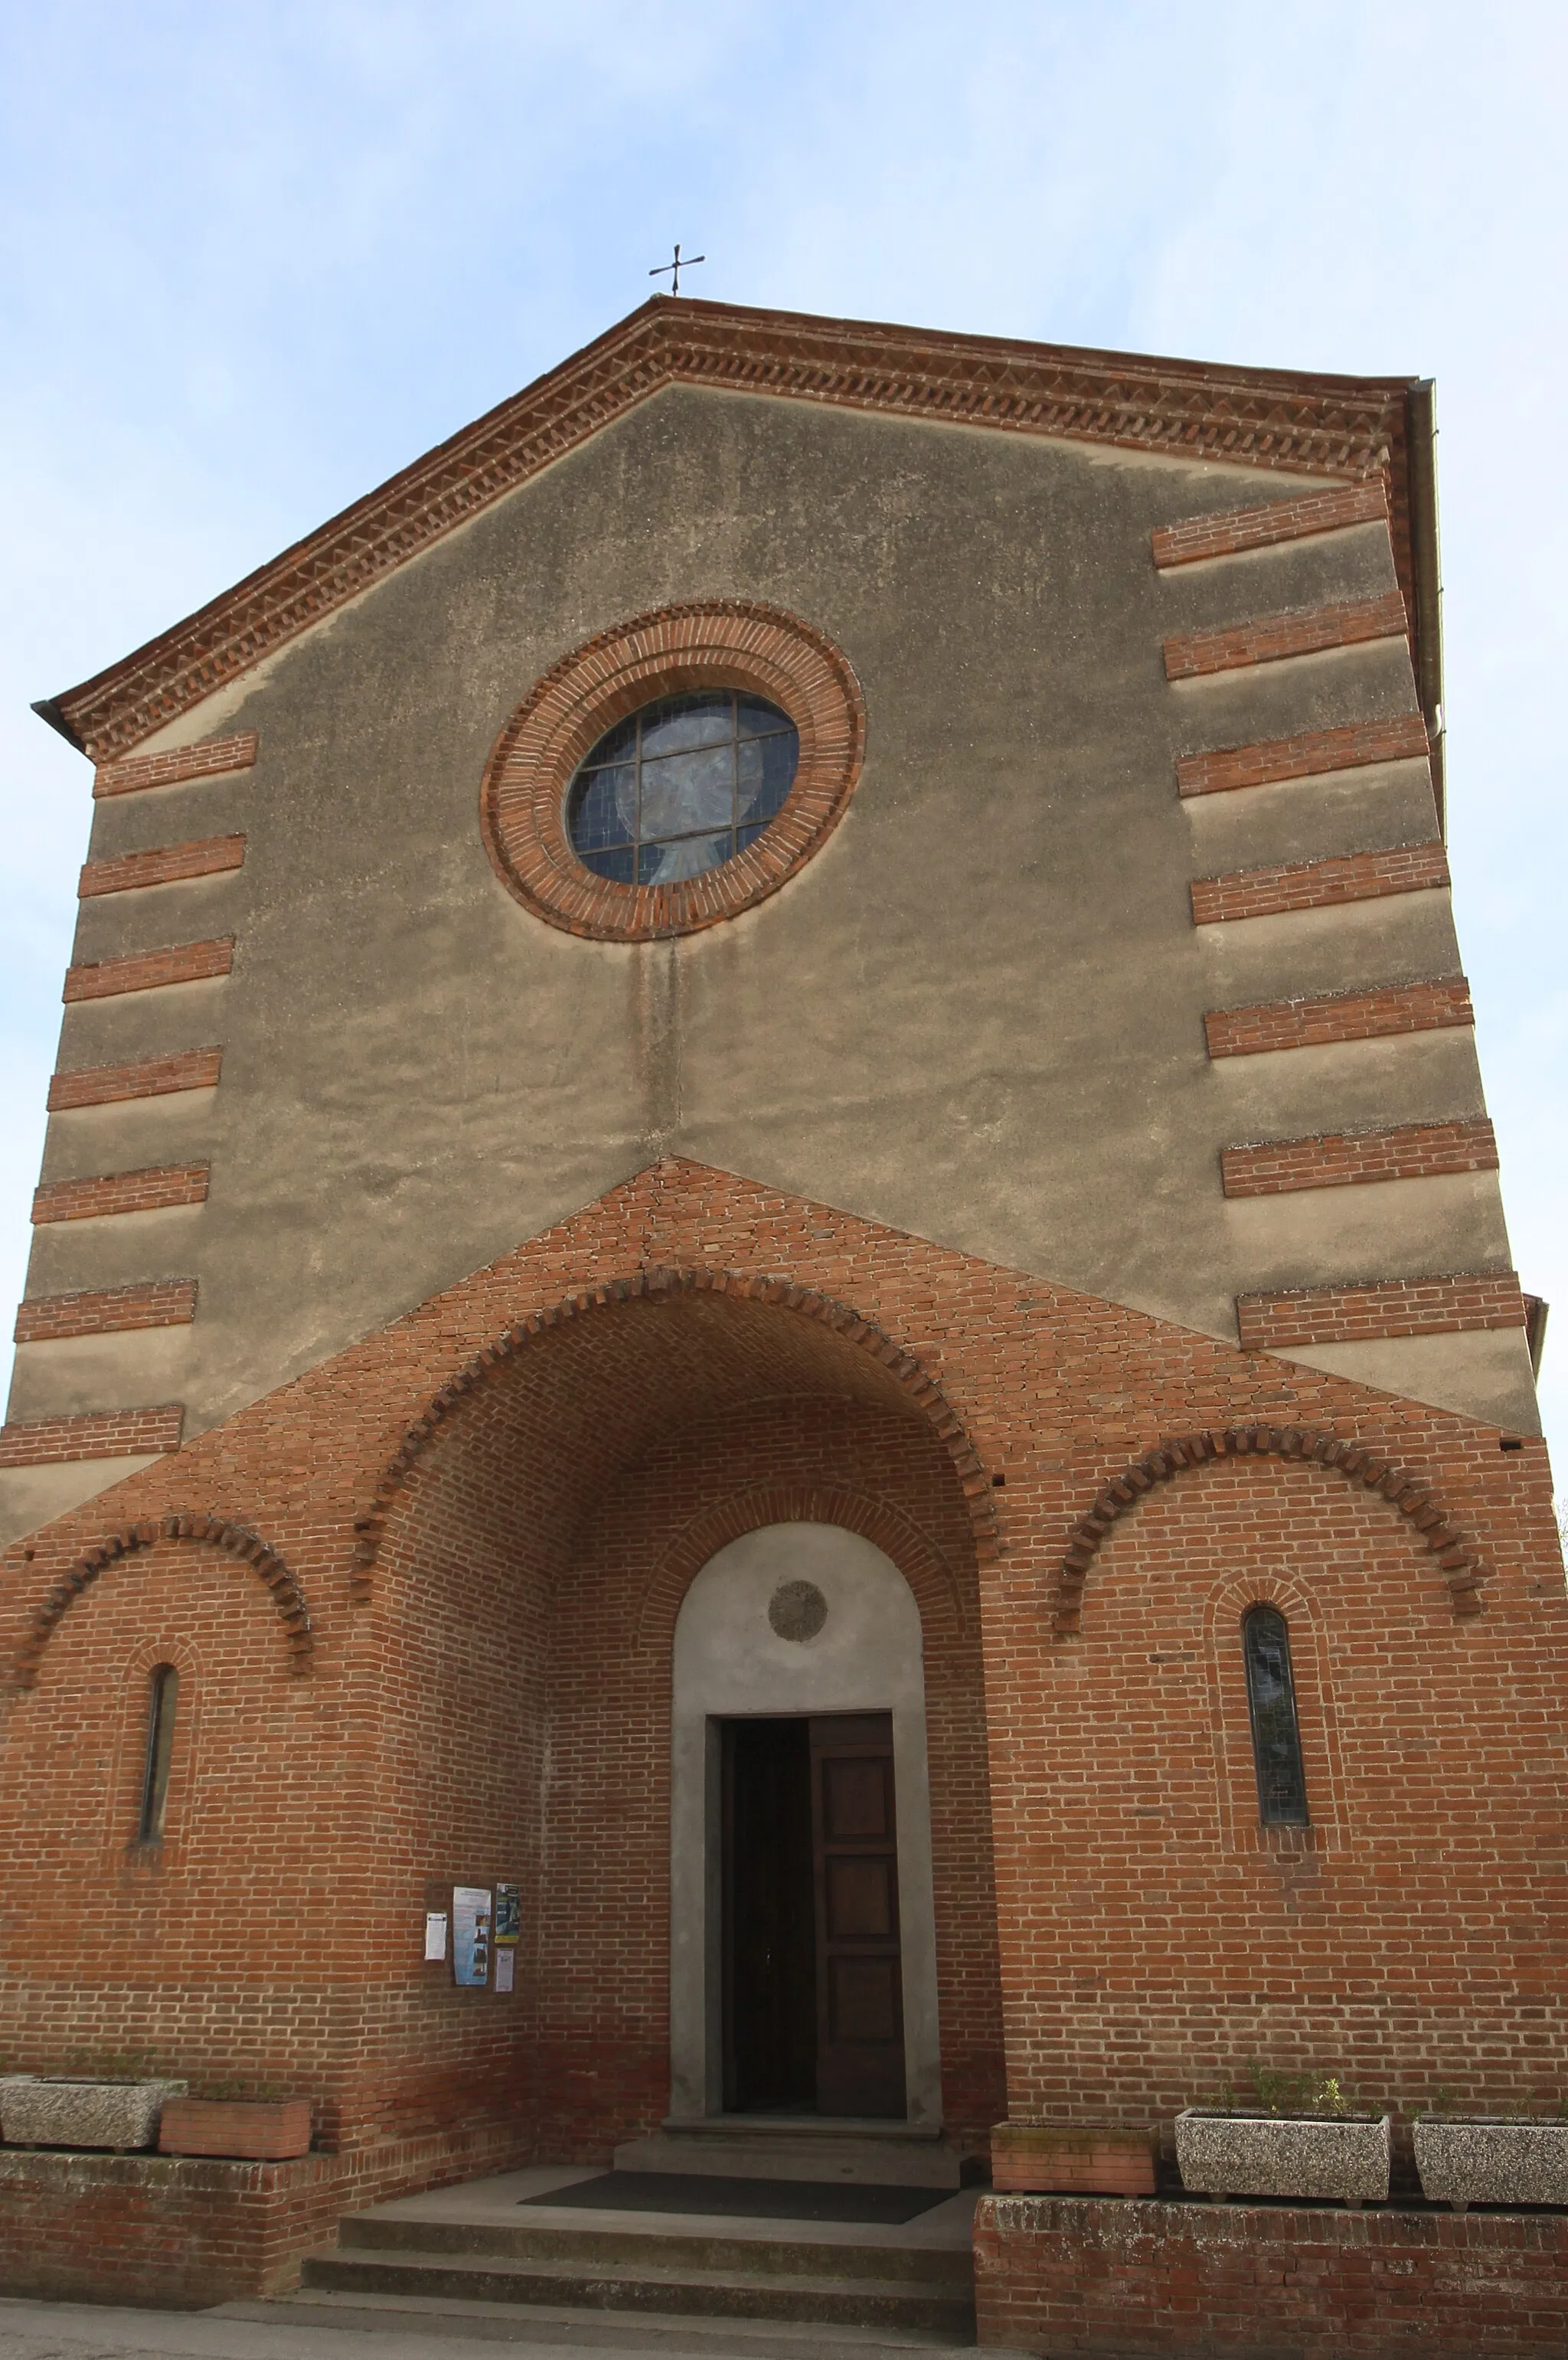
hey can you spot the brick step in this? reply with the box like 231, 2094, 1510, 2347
339, 2210, 971, 2282
300, 2241, 975, 2333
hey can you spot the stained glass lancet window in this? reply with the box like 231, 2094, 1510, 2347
1242, 1605, 1308, 1826
138, 1663, 179, 1844
566, 691, 799, 887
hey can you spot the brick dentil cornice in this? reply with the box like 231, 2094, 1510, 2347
45, 296, 1425, 763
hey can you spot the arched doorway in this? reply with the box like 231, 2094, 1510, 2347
669, 1522, 941, 2126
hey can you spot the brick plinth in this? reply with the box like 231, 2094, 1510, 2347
1152, 480, 1387, 568
15, 1280, 197, 1343
1163, 591, 1407, 681
1221, 1121, 1498, 1198
1204, 976, 1472, 1059
63, 938, 234, 1002
0, 2125, 530, 2306
47, 1047, 224, 1110
79, 835, 246, 897
1176, 713, 1429, 796
32, 1164, 211, 1224
1191, 842, 1448, 925
1237, 1270, 1527, 1352
972, 2195, 1568, 2359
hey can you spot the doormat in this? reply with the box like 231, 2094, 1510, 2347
522, 2170, 949, 2223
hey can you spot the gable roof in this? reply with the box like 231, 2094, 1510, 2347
36, 296, 1440, 765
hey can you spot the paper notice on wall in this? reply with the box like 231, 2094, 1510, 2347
452, 1887, 492, 1989
423, 1911, 449, 1963
495, 1947, 515, 1995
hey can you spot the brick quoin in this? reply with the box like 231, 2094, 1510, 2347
1191, 842, 1449, 925
1176, 712, 1430, 796
78, 835, 246, 898
14, 1280, 198, 1344
1204, 976, 1472, 1059
31, 1164, 211, 1224
0, 1405, 184, 1467
47, 1048, 224, 1111
93, 732, 258, 799
1221, 1120, 1498, 1198
63, 938, 234, 1002
1162, 590, 1408, 681
1151, 479, 1388, 568
1236, 1270, 1527, 1352
0, 1161, 1561, 2303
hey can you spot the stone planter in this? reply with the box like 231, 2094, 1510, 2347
1175, 2109, 1390, 2205
158, 2097, 312, 2160
0, 2077, 187, 2152
1414, 2117, 1568, 2211
991, 2120, 1158, 2196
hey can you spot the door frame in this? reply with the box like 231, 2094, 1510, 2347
668, 1522, 942, 2126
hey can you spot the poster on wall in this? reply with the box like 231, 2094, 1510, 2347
452, 1886, 492, 1989
495, 1882, 521, 1945
495, 1948, 515, 1994
423, 1911, 448, 1963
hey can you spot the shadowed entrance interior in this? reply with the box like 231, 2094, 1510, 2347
723, 1711, 906, 2119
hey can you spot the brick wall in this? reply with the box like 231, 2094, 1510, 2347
0, 1160, 1562, 2293
974, 2195, 1568, 2360
14, 1280, 197, 1342
1176, 713, 1429, 797
1204, 977, 1473, 1059
47, 1048, 224, 1110
0, 1405, 184, 1466
63, 938, 234, 1002
1237, 1270, 1526, 1352
78, 835, 246, 897
1191, 842, 1448, 925
1163, 592, 1407, 681
1220, 1121, 1498, 1197
1152, 480, 1387, 569
33, 1165, 211, 1224
93, 731, 257, 799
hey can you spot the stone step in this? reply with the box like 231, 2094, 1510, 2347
300, 2242, 975, 2335
620, 2119, 966, 2188
338, 2211, 971, 2283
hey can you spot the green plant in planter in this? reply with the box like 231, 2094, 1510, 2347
1207, 2058, 1359, 2117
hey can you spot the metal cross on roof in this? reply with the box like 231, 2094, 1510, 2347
649, 243, 705, 296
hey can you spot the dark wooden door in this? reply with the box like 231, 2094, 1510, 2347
721, 1718, 817, 2111
809, 1713, 906, 2116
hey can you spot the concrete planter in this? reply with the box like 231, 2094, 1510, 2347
1414, 2117, 1568, 2210
158, 2097, 312, 2160
0, 2076, 187, 2152
991, 2120, 1158, 2196
1175, 2108, 1390, 2205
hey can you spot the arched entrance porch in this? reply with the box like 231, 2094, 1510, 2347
369, 1273, 1006, 2163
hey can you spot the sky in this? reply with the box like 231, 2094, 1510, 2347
2, 0, 1565, 1494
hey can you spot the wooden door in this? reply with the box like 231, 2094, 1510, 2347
809, 1712, 906, 2116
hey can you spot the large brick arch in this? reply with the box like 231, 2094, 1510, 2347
351, 1264, 1000, 1603
1056, 1422, 1488, 1634
635, 1480, 972, 1652
9, 1512, 312, 1692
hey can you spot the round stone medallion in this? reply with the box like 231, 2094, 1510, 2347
767, 1578, 828, 1643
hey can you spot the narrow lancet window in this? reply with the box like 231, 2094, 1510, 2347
1242, 1606, 1308, 1825
138, 1664, 179, 1844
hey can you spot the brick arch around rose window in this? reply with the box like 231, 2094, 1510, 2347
634, 1481, 972, 1655
351, 1265, 1000, 1606
9, 1513, 312, 1692
1055, 1422, 1488, 1636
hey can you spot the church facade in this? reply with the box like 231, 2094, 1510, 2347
1, 299, 1564, 2321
